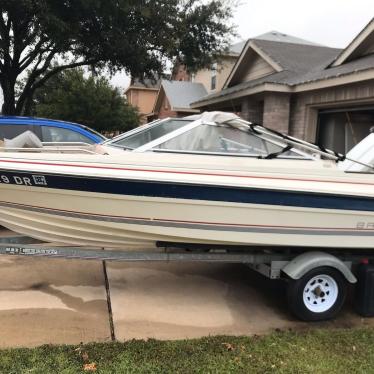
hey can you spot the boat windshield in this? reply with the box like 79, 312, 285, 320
107, 118, 192, 150
106, 115, 312, 159
152, 121, 303, 157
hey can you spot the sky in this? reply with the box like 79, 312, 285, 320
110, 0, 374, 91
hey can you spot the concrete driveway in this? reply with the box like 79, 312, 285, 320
107, 262, 373, 341
0, 229, 373, 347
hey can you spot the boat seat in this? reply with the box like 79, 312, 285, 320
4, 131, 43, 149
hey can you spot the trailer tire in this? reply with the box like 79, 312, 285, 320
287, 266, 347, 321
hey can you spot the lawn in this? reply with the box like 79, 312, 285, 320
1, 328, 373, 373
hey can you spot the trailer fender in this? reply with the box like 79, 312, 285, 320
282, 251, 357, 284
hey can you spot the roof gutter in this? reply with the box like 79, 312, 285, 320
190, 83, 291, 108
293, 67, 374, 92
124, 86, 159, 94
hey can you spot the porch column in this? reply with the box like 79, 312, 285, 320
241, 99, 263, 124
262, 93, 291, 133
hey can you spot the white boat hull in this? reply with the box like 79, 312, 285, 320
0, 151, 373, 249
0, 181, 373, 249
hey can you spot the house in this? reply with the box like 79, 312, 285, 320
124, 77, 161, 123
171, 42, 245, 92
191, 41, 245, 94
192, 20, 374, 154
149, 80, 207, 120
148, 42, 244, 121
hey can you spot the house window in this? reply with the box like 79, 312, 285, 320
317, 110, 374, 154
211, 63, 217, 91
132, 90, 139, 106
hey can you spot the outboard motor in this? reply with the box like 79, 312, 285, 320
339, 127, 374, 172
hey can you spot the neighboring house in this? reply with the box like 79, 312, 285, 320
124, 77, 161, 123
148, 42, 244, 121
126, 41, 244, 123
150, 80, 207, 120
192, 20, 374, 154
170, 42, 244, 93
192, 41, 245, 94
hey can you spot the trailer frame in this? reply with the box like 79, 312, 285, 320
0, 235, 373, 321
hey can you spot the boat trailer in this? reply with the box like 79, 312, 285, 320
1, 235, 374, 321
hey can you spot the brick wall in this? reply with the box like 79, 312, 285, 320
155, 95, 194, 119
241, 99, 263, 124
262, 93, 291, 133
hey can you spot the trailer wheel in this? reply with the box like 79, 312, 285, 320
287, 267, 347, 321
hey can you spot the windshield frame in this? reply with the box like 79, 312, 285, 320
102, 118, 164, 145
104, 115, 315, 160
132, 118, 313, 159
133, 119, 205, 152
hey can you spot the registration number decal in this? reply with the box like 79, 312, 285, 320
0, 174, 47, 186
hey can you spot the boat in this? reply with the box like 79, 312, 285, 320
0, 112, 373, 249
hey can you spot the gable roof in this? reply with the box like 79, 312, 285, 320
154, 80, 208, 113
192, 50, 374, 108
330, 17, 374, 67
225, 36, 340, 88
192, 22, 374, 109
192, 52, 374, 108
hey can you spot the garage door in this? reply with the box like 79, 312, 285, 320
317, 106, 374, 154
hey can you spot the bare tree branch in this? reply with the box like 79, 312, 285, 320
16, 58, 95, 113
19, 39, 54, 71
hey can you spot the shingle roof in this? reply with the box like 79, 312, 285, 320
252, 39, 341, 74
227, 30, 321, 56
287, 52, 374, 84
162, 80, 208, 109
254, 31, 322, 46
192, 39, 349, 105
229, 40, 246, 55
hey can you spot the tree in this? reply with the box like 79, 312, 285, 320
0, 0, 235, 115
33, 68, 140, 133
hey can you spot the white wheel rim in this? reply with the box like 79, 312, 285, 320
303, 274, 339, 313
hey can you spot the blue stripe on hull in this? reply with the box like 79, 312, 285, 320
0, 169, 373, 212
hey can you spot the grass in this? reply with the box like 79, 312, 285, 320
0, 328, 374, 373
